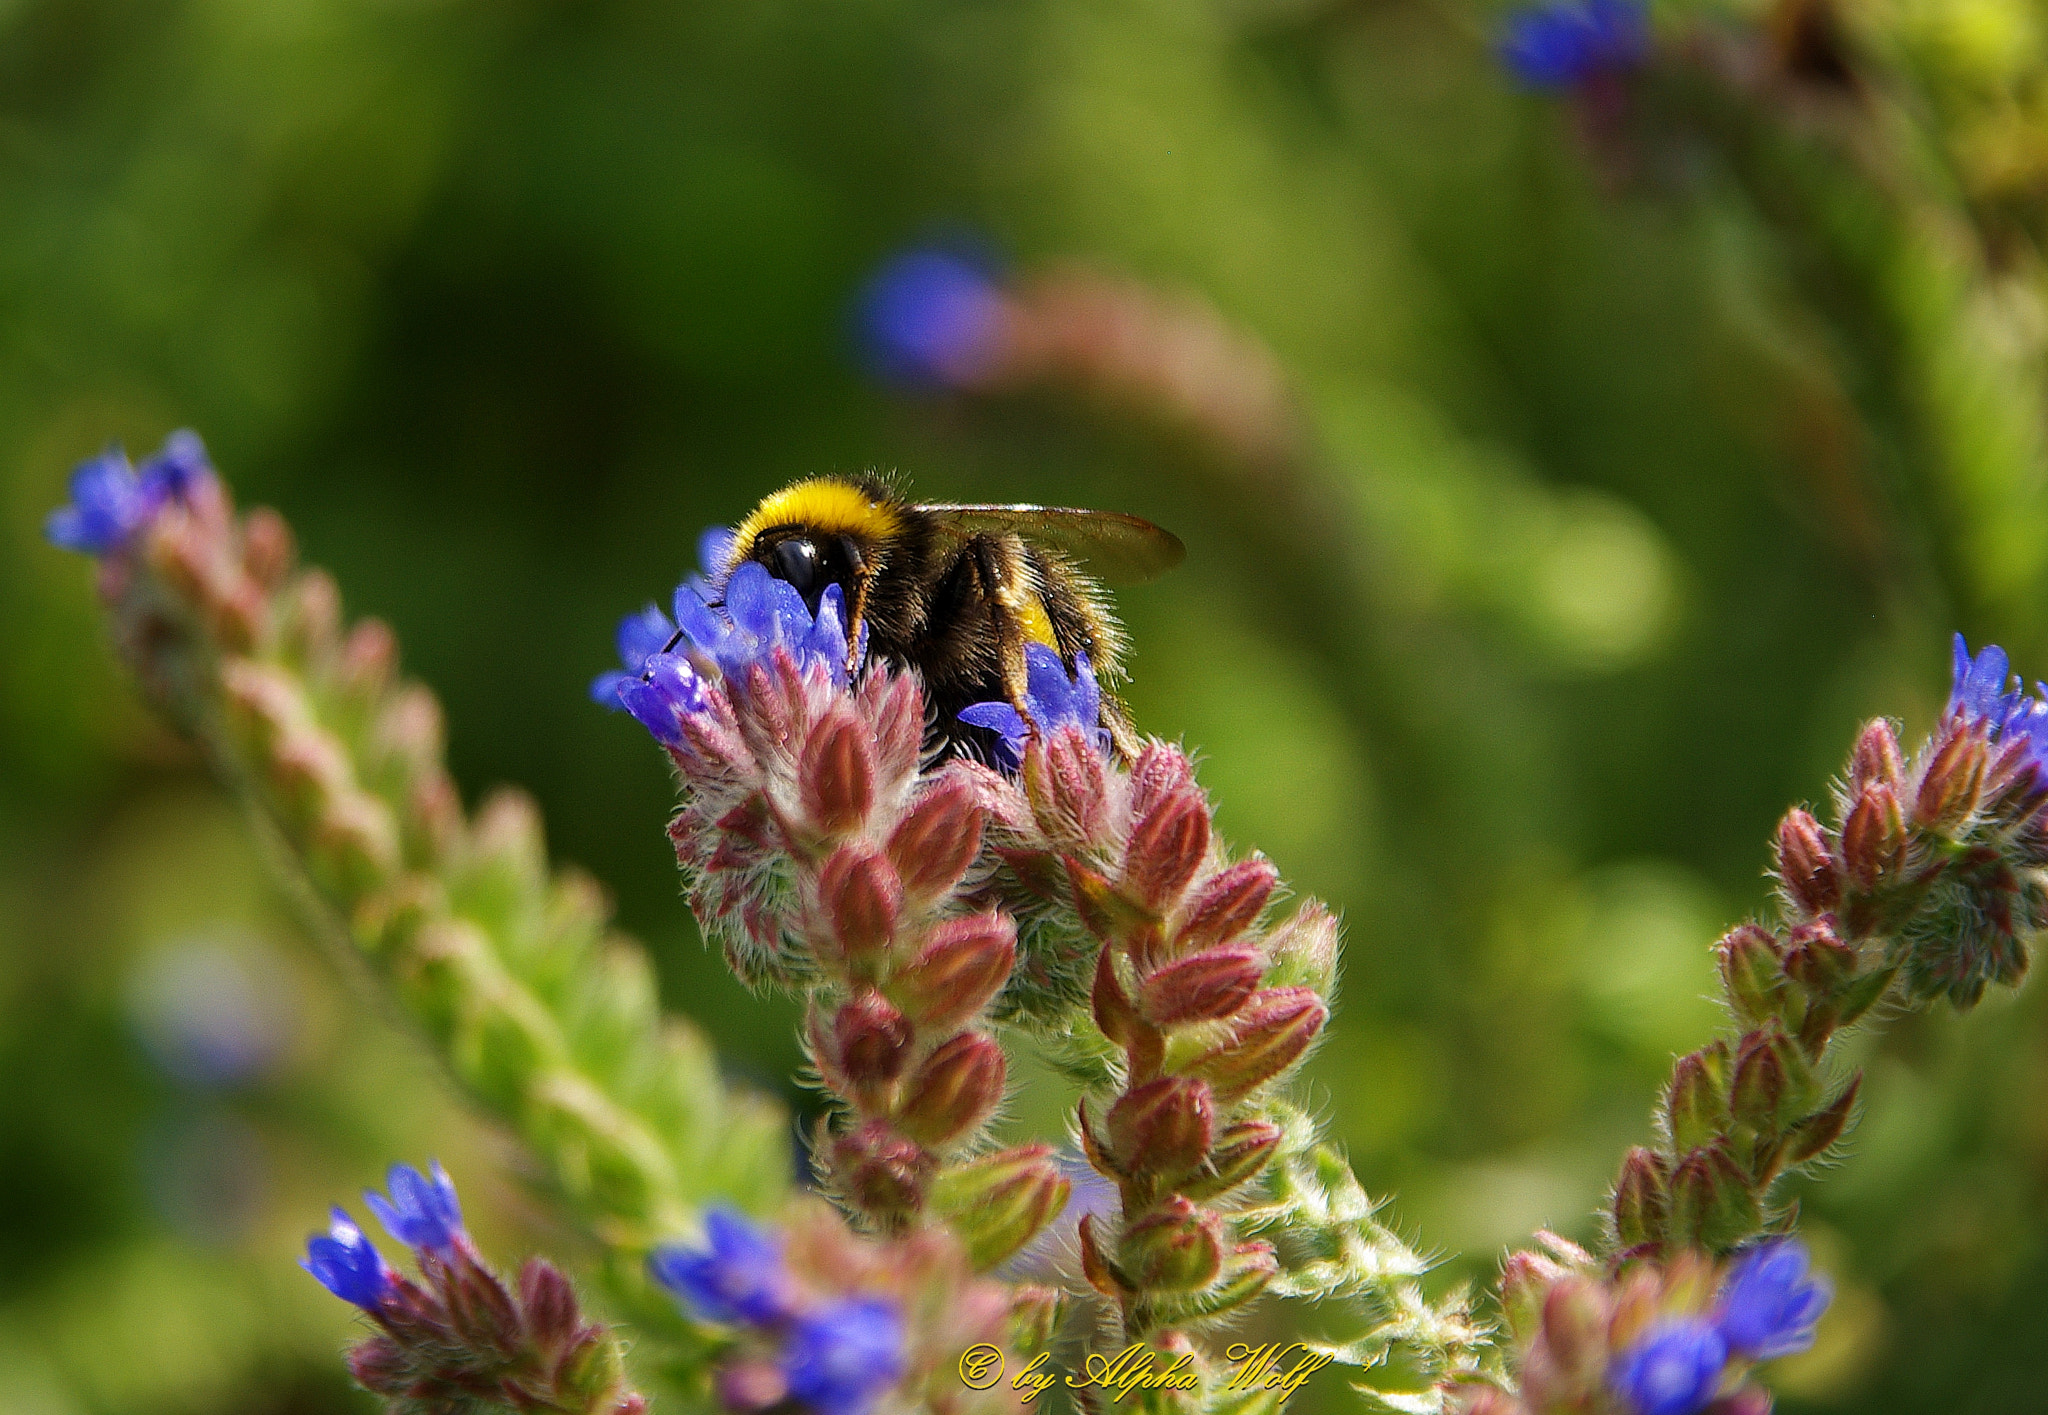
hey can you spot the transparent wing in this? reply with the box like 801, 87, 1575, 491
926, 505, 1186, 585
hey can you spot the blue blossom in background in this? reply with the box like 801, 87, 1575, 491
958, 643, 1107, 768
365, 1161, 465, 1254
44, 431, 215, 556
1716, 1239, 1830, 1361
854, 246, 1009, 389
1499, 0, 1649, 88
648, 1206, 796, 1328
1609, 1316, 1727, 1415
780, 1297, 905, 1415
302, 1206, 394, 1309
127, 938, 290, 1090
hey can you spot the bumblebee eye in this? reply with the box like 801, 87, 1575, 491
769, 537, 821, 597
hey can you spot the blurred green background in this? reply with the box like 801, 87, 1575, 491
8, 0, 2048, 1410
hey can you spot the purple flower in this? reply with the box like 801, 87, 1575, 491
1948, 633, 2048, 744
854, 247, 1009, 390
780, 1297, 905, 1415
1499, 0, 1649, 88
1716, 1239, 1831, 1362
302, 1206, 394, 1309
1610, 1317, 1728, 1415
364, 1161, 465, 1254
648, 1207, 796, 1328
43, 431, 215, 556
958, 643, 1107, 769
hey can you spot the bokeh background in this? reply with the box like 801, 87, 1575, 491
8, 0, 2048, 1410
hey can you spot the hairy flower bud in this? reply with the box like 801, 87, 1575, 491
1077, 1213, 1127, 1296
799, 711, 877, 838
818, 848, 903, 967
1849, 718, 1904, 792
1008, 1286, 1066, 1354
1026, 725, 1111, 848
1717, 925, 1786, 1027
1127, 742, 1196, 822
1138, 949, 1263, 1027
1612, 1147, 1670, 1251
1109, 1077, 1215, 1181
1668, 1143, 1760, 1251
1180, 1119, 1283, 1200
889, 914, 1015, 1030
1914, 723, 1988, 834
1666, 1050, 1732, 1154
1184, 988, 1325, 1101
1733, 1024, 1820, 1127
1499, 1249, 1572, 1344
1782, 919, 1856, 997
1774, 809, 1839, 916
895, 1033, 1004, 1148
832, 1122, 935, 1220
1091, 944, 1149, 1055
1784, 1072, 1862, 1164
1840, 781, 1907, 887
1174, 859, 1278, 953
832, 992, 914, 1089
1120, 1197, 1224, 1292
1122, 789, 1211, 912
931, 1144, 1071, 1270
1536, 1276, 1611, 1393
886, 776, 986, 904
1261, 901, 1340, 994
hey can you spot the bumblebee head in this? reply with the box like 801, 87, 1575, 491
723, 475, 906, 623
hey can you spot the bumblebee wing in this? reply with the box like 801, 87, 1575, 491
925, 505, 1185, 585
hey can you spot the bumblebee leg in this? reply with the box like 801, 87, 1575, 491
964, 535, 1040, 730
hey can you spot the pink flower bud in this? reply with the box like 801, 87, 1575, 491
1611, 1147, 1671, 1251
241, 506, 296, 589
887, 777, 987, 904
890, 913, 1016, 1029
1121, 789, 1210, 912
799, 710, 877, 837
1108, 1076, 1215, 1181
1782, 919, 1855, 995
1915, 722, 1989, 833
717, 1360, 790, 1412
817, 848, 903, 965
865, 672, 926, 791
831, 1121, 935, 1221
1840, 781, 1906, 887
1774, 809, 1838, 916
1173, 859, 1278, 952
1023, 724, 1111, 847
1665, 1049, 1732, 1154
1533, 1276, 1611, 1394
1667, 1141, 1761, 1251
1729, 1030, 1787, 1129
1717, 925, 1785, 1027
1180, 1119, 1283, 1200
1849, 718, 1903, 792
1499, 1249, 1572, 1344
1128, 742, 1196, 821
895, 1033, 1004, 1148
1183, 987, 1325, 1101
518, 1258, 581, 1355
1119, 1197, 1224, 1292
1138, 949, 1263, 1026
338, 618, 398, 704
347, 1337, 410, 1395
832, 991, 914, 1089
1091, 943, 1149, 1055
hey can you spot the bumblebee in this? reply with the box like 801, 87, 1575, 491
714, 474, 1183, 758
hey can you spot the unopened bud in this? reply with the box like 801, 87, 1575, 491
1612, 1146, 1670, 1251
1703, 1388, 1773, 1415
887, 777, 986, 904
1108, 1077, 1215, 1181
1774, 809, 1839, 916
1914, 723, 1988, 834
518, 1258, 581, 1355
1120, 1197, 1224, 1292
1718, 925, 1786, 1027
1184, 988, 1325, 1101
282, 568, 343, 663
1784, 1071, 1862, 1165
799, 711, 876, 837
1735, 1024, 1820, 1126
867, 673, 925, 789
1152, 1241, 1278, 1324
337, 619, 397, 704
895, 1033, 1004, 1148
1091, 943, 1149, 1055
1174, 859, 1278, 952
832, 1122, 935, 1221
1008, 1286, 1066, 1355
931, 1144, 1071, 1270
346, 1337, 410, 1395
1261, 901, 1340, 994
832, 991, 913, 1089
241, 506, 297, 588
817, 848, 903, 966
311, 790, 401, 896
1538, 1276, 1612, 1390
1840, 781, 1907, 887
1138, 948, 1263, 1026
1666, 1050, 1732, 1154
1849, 719, 1904, 791
890, 914, 1015, 1029
1782, 919, 1856, 997
1025, 726, 1110, 848
1499, 1249, 1572, 1343
1121, 789, 1211, 912
1180, 1119, 1283, 1200
1667, 1142, 1761, 1251
1128, 742, 1197, 821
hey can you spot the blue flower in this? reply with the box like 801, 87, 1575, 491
649, 1206, 796, 1328
364, 1161, 465, 1254
1499, 0, 1649, 88
301, 1206, 394, 1309
958, 643, 1107, 769
1610, 1317, 1727, 1415
854, 247, 1008, 390
780, 1296, 906, 1415
1716, 1239, 1831, 1362
43, 431, 215, 556
1948, 633, 2048, 747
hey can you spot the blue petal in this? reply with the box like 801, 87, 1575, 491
1022, 643, 1080, 725
698, 525, 737, 576
302, 1206, 391, 1309
958, 701, 1029, 769
591, 669, 635, 708
673, 580, 728, 651
617, 603, 677, 669
1609, 1317, 1727, 1415
137, 429, 212, 499
781, 1296, 906, 1415
648, 1206, 793, 1328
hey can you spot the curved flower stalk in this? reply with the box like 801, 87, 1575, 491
302, 1163, 647, 1415
605, 566, 1069, 1259
46, 437, 792, 1351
